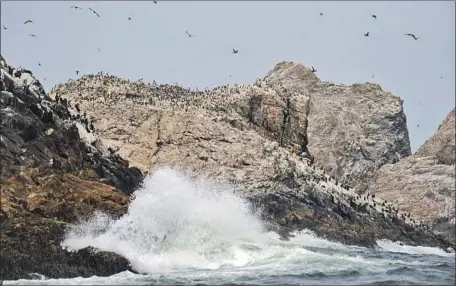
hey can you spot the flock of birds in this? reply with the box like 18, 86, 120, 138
0, 2, 442, 237
1, 4, 427, 81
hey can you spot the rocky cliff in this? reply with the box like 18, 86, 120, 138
264, 62, 412, 194
367, 108, 455, 242
51, 63, 454, 255
0, 55, 144, 280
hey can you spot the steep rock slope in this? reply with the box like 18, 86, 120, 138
367, 108, 455, 242
0, 55, 144, 280
52, 69, 454, 252
264, 62, 411, 194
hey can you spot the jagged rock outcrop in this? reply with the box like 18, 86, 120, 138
367, 108, 455, 242
51, 65, 454, 253
0, 55, 144, 280
263, 62, 412, 194
415, 108, 455, 165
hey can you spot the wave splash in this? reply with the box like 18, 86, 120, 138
62, 167, 280, 273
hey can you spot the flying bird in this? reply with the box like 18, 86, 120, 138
153, 1, 158, 3
43, 77, 47, 81
185, 30, 195, 38
440, 76, 443, 79
364, 32, 370, 37
29, 34, 36, 38
232, 49, 239, 54
405, 33, 420, 40
127, 17, 132, 20
88, 7, 100, 17
417, 124, 420, 127
24, 20, 33, 24
311, 66, 317, 73
2, 25, 7, 30
97, 48, 101, 52
371, 14, 377, 19
70, 6, 82, 10
372, 74, 374, 78
319, 12, 323, 16
75, 70, 80, 75
38, 62, 42, 67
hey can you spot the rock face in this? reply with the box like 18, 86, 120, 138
0, 55, 144, 280
52, 64, 454, 253
367, 108, 455, 242
263, 62, 412, 194
415, 108, 455, 165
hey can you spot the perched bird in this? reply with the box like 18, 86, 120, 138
29, 34, 36, 38
232, 49, 239, 54
405, 33, 420, 40
364, 32, 370, 37
311, 66, 317, 73
2, 25, 7, 30
24, 20, 33, 24
88, 7, 100, 17
185, 30, 195, 38
70, 6, 83, 10
371, 14, 377, 19
75, 70, 80, 75
127, 16, 132, 20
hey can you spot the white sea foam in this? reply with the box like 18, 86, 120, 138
376, 239, 455, 257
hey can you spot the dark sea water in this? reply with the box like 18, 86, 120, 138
5, 169, 455, 285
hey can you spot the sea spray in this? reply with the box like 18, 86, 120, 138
62, 168, 273, 273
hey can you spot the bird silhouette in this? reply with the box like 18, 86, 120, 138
2, 25, 7, 30
405, 33, 420, 40
440, 76, 444, 79
89, 8, 101, 17
97, 48, 101, 52
185, 30, 195, 38
38, 62, 42, 67
319, 12, 323, 16
70, 6, 83, 10
75, 70, 80, 75
364, 32, 370, 37
153, 1, 158, 3
371, 14, 377, 19
29, 34, 36, 38
232, 49, 239, 54
311, 66, 317, 73
24, 20, 33, 24
372, 74, 375, 78
127, 17, 132, 20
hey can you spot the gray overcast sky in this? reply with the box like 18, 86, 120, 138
1, 1, 454, 152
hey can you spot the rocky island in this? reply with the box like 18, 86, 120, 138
1, 54, 454, 280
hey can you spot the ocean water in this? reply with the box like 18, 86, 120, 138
5, 168, 455, 285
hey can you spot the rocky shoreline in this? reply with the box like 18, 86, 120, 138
0, 56, 142, 280
1, 55, 455, 280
